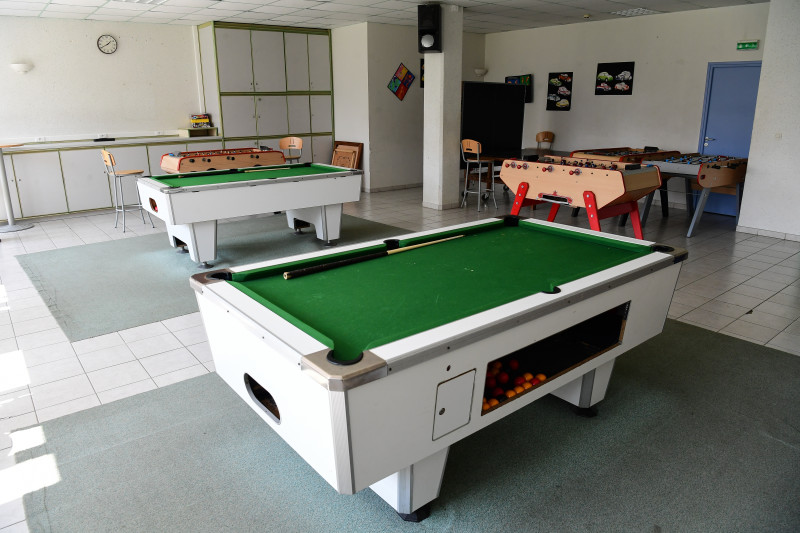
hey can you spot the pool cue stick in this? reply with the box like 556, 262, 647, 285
244, 167, 290, 172
283, 235, 464, 280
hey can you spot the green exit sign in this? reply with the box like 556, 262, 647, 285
737, 40, 759, 50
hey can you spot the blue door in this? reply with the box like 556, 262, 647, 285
697, 61, 761, 215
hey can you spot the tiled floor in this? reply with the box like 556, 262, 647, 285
1, 186, 799, 531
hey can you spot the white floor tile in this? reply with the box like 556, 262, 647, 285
77, 344, 136, 373
97, 379, 157, 404
29, 374, 95, 411
36, 394, 100, 423
152, 364, 208, 388
86, 361, 150, 393
139, 348, 199, 377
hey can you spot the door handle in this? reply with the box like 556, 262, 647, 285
704, 137, 716, 141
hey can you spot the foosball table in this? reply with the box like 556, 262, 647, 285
641, 154, 747, 237
160, 148, 285, 174
569, 147, 681, 163
499, 157, 662, 240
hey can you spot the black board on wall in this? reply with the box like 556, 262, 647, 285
460, 82, 526, 158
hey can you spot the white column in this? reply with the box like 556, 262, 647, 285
737, 0, 800, 238
422, 4, 463, 210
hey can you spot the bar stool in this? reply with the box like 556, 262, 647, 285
460, 139, 496, 212
101, 149, 154, 232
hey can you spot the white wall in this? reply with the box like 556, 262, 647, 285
462, 32, 486, 83
738, 0, 800, 239
332, 23, 486, 192
0, 17, 199, 142
332, 24, 371, 187
366, 23, 425, 192
484, 4, 769, 153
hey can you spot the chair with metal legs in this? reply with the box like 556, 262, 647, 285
460, 139, 497, 212
279, 136, 303, 163
101, 149, 154, 232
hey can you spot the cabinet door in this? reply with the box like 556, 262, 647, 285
61, 150, 113, 212
225, 139, 260, 149
308, 34, 331, 91
187, 141, 224, 152
298, 136, 313, 163
1, 153, 22, 221
287, 95, 311, 134
256, 96, 289, 137
215, 28, 254, 93
148, 143, 186, 176
221, 96, 258, 138
284, 33, 309, 91
312, 136, 333, 165
13, 152, 68, 217
310, 95, 332, 133
252, 31, 286, 93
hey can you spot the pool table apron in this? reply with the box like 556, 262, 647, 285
192, 219, 684, 517
137, 172, 362, 264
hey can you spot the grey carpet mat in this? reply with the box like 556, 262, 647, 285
15, 320, 800, 532
17, 215, 404, 342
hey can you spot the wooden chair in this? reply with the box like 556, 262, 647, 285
460, 139, 497, 212
279, 136, 303, 163
536, 131, 555, 149
101, 149, 153, 232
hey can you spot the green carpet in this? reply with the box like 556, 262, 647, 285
17, 215, 404, 342
15, 320, 800, 532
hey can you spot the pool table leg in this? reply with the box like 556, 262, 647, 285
166, 220, 218, 267
370, 447, 449, 522
550, 359, 614, 414
285, 204, 343, 244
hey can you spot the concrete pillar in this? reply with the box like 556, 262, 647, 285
422, 4, 463, 210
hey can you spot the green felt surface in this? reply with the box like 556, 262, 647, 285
229, 219, 651, 362
152, 163, 344, 188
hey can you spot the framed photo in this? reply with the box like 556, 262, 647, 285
546, 72, 573, 111
505, 74, 533, 103
388, 63, 415, 101
595, 62, 634, 95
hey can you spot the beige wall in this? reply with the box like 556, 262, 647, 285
483, 4, 769, 153
0, 17, 199, 142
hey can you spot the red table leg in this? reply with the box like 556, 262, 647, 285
583, 191, 602, 232
583, 191, 645, 239
546, 203, 561, 222
510, 182, 529, 216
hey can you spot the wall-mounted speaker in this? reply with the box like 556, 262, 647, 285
418, 4, 442, 53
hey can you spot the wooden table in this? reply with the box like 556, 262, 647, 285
0, 144, 34, 232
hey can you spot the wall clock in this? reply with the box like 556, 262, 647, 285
97, 35, 118, 55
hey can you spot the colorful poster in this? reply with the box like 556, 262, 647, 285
546, 72, 573, 111
595, 62, 634, 95
505, 74, 533, 103
388, 63, 415, 101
